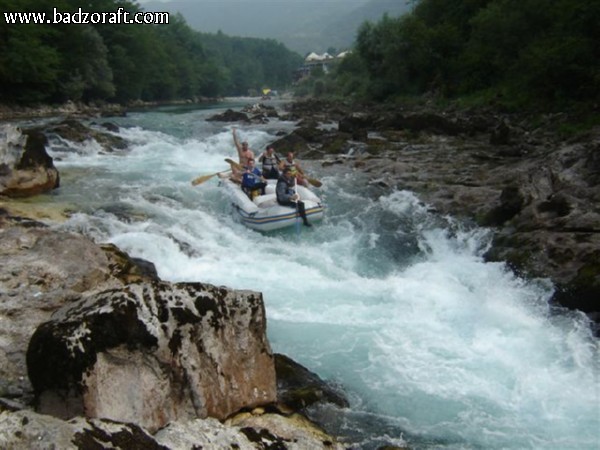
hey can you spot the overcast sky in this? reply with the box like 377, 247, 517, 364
137, 0, 406, 54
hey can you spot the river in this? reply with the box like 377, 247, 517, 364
42, 100, 598, 449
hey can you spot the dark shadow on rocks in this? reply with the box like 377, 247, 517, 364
274, 353, 349, 412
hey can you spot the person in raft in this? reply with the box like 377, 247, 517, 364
232, 127, 255, 167
258, 145, 281, 179
279, 151, 309, 187
276, 166, 312, 227
241, 159, 267, 199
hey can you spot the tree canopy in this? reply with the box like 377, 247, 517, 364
329, 0, 600, 108
0, 0, 303, 104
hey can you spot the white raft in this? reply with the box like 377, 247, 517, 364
219, 177, 324, 231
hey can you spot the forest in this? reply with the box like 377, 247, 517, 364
0, 0, 302, 104
324, 0, 600, 109
2, 0, 599, 110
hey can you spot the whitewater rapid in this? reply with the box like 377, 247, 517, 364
44, 103, 598, 449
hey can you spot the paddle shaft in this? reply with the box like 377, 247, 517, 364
191, 169, 231, 186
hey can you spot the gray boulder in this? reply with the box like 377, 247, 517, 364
27, 280, 277, 432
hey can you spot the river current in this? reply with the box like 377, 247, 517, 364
41, 101, 598, 449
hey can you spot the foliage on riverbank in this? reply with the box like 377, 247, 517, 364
303, 0, 599, 111
0, 1, 302, 105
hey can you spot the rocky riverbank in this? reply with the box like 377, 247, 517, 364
1, 97, 597, 448
0, 120, 351, 449
272, 99, 599, 332
0, 212, 350, 449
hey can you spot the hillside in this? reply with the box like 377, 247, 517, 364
142, 0, 412, 54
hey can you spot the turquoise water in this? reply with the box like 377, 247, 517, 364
45, 101, 599, 449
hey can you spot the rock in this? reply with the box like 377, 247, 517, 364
0, 406, 343, 449
26, 280, 276, 432
155, 417, 256, 449
490, 119, 512, 145
48, 119, 128, 152
206, 109, 250, 122
0, 125, 60, 197
227, 411, 346, 449
100, 243, 159, 283
242, 102, 279, 119
0, 223, 126, 399
274, 353, 349, 411
270, 132, 311, 155
100, 122, 120, 133
483, 185, 525, 226
0, 221, 160, 402
383, 112, 466, 136
0, 409, 166, 450
338, 112, 376, 134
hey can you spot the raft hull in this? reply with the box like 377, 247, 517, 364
221, 179, 324, 232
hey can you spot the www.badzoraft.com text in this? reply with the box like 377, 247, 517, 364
3, 8, 169, 25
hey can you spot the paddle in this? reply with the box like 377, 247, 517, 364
191, 169, 230, 186
295, 167, 322, 188
293, 184, 301, 236
225, 158, 243, 171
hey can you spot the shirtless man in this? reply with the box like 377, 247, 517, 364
232, 128, 255, 167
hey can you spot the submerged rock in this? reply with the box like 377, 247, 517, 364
48, 119, 128, 152
275, 353, 349, 411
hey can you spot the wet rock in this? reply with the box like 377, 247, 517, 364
275, 353, 349, 411
100, 243, 159, 283
100, 121, 120, 132
206, 108, 250, 122
48, 119, 127, 152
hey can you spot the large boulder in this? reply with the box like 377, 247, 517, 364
26, 280, 277, 432
0, 125, 59, 197
0, 220, 157, 401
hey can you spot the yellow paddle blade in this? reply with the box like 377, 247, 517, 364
225, 158, 243, 171
295, 166, 322, 188
307, 177, 322, 188
191, 168, 232, 186
191, 173, 217, 186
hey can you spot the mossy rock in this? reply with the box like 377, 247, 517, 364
100, 243, 159, 283
274, 354, 349, 411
